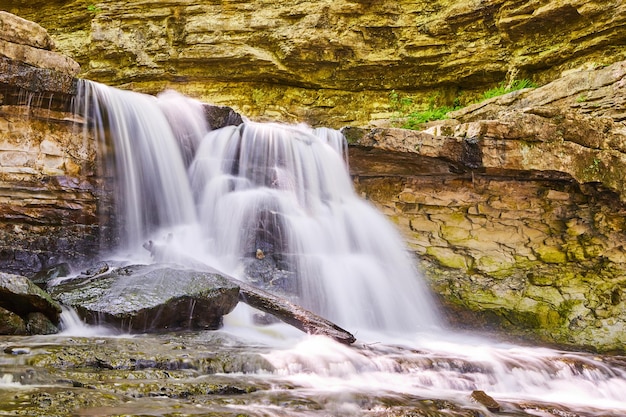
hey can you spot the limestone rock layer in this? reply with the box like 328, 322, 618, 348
6, 0, 626, 126
0, 10, 96, 276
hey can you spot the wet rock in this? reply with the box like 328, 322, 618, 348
203, 104, 244, 130
48, 264, 240, 333
0, 12, 96, 278
242, 255, 297, 295
81, 261, 111, 277
25, 312, 58, 335
0, 272, 62, 329
0, 56, 77, 96
470, 390, 500, 412
0, 306, 27, 335
30, 262, 72, 290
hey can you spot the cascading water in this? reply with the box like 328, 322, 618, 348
77, 79, 441, 332
48, 80, 626, 416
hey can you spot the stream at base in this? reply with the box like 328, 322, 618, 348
1, 307, 626, 416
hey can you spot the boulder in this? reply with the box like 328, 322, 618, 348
0, 271, 62, 333
48, 264, 240, 333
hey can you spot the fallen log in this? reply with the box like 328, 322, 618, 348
235, 279, 356, 345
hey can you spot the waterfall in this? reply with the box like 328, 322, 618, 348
75, 80, 441, 332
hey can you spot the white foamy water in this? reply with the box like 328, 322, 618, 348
58, 307, 117, 337
72, 80, 626, 415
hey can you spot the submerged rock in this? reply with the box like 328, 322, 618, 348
470, 390, 500, 412
0, 272, 62, 335
48, 264, 240, 333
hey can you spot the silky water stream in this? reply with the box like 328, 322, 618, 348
1, 81, 626, 416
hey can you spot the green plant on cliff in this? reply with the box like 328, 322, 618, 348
391, 92, 460, 129
389, 90, 413, 113
87, 3, 102, 13
477, 79, 537, 102
403, 105, 457, 129
394, 79, 537, 130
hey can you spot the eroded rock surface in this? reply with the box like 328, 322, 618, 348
7, 0, 626, 126
0, 11, 99, 276
348, 60, 626, 352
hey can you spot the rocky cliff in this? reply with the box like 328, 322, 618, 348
0, 11, 102, 275
347, 59, 626, 352
5, 0, 626, 127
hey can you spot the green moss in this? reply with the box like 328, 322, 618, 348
426, 246, 470, 270
535, 304, 562, 327
475, 255, 515, 274
535, 246, 568, 264
501, 309, 541, 329
402, 105, 457, 129
393, 79, 537, 130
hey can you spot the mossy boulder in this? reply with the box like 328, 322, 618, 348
0, 272, 62, 335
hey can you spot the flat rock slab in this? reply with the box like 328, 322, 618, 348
0, 11, 54, 50
0, 38, 80, 75
49, 264, 240, 333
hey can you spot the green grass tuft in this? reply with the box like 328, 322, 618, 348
392, 79, 538, 130
402, 105, 458, 129
479, 79, 537, 101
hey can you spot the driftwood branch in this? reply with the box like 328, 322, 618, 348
235, 280, 356, 345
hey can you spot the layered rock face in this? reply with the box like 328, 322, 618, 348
6, 0, 626, 127
0, 11, 100, 275
348, 60, 626, 351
